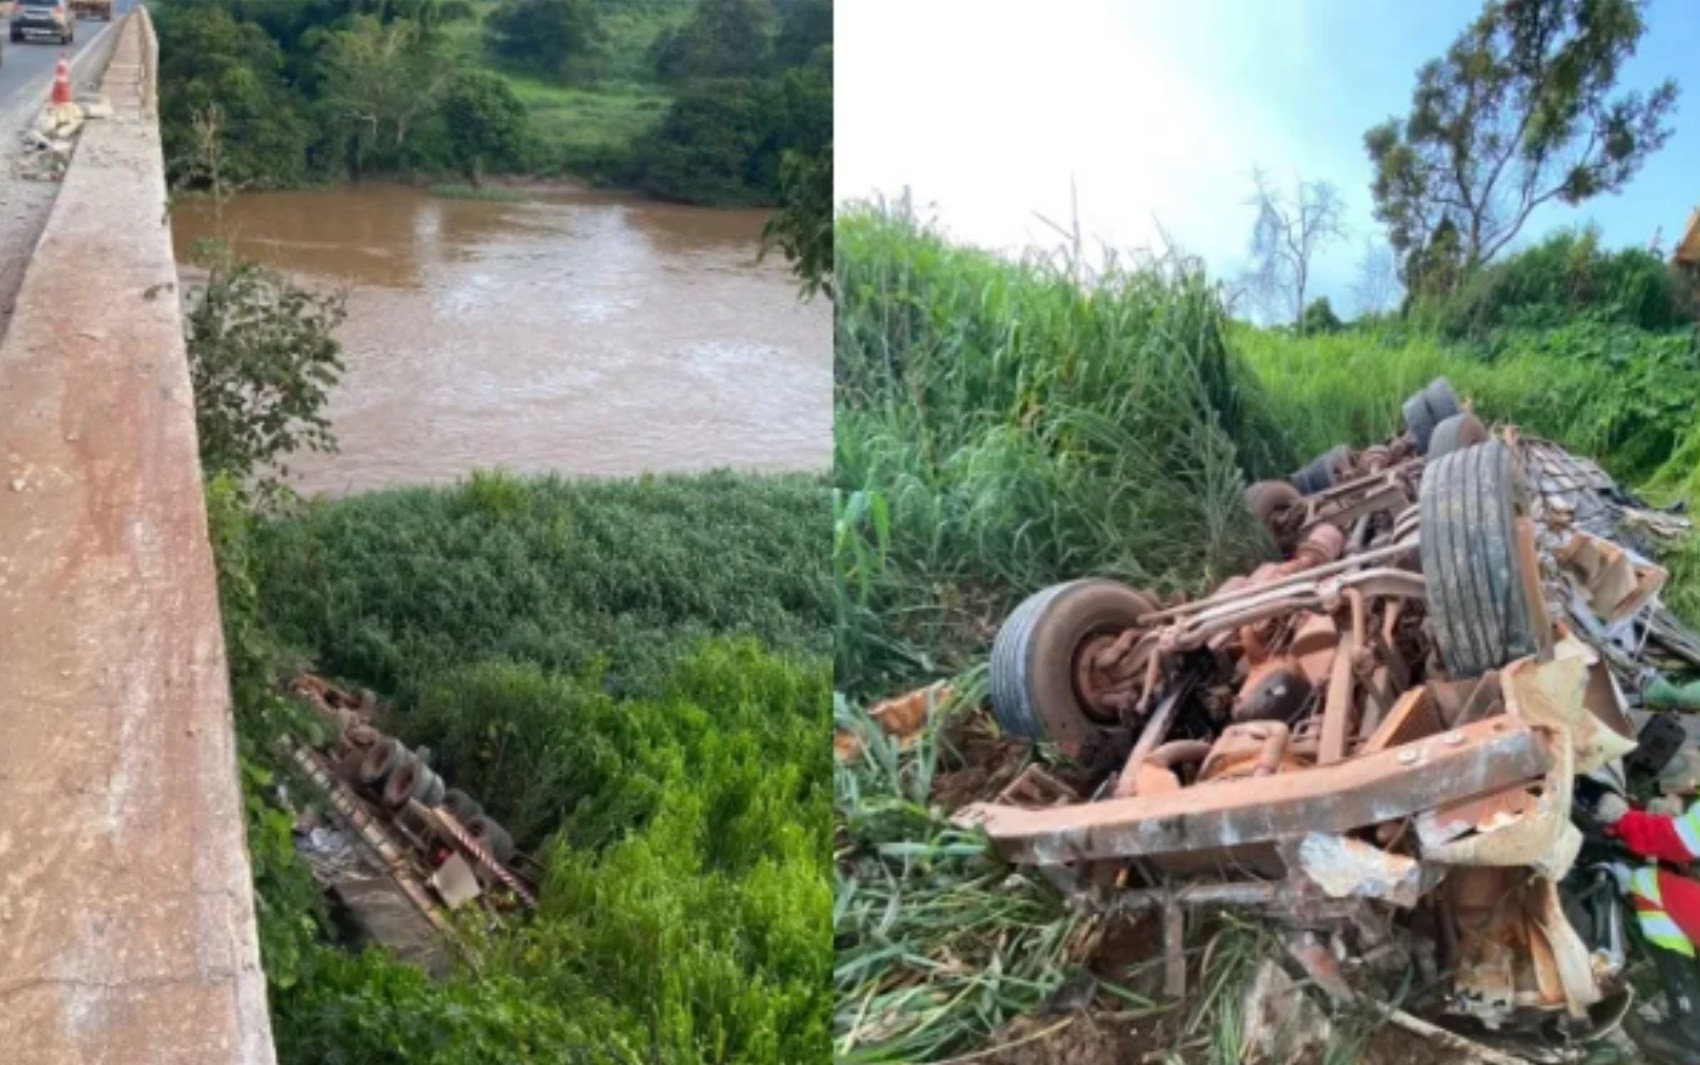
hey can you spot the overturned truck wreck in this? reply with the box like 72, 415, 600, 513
958, 379, 1700, 1047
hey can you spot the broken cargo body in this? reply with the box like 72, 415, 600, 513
960, 379, 1699, 1040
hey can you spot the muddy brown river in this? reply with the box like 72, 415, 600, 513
170, 184, 830, 496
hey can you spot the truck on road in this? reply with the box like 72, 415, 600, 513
69, 0, 110, 20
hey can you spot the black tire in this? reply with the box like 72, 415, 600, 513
1404, 377, 1461, 453
1245, 480, 1301, 525
381, 752, 425, 807
1427, 412, 1489, 458
357, 737, 405, 785
989, 579, 1157, 748
1290, 445, 1352, 496
1425, 378, 1461, 422
466, 815, 516, 864
442, 789, 483, 824
1403, 393, 1437, 453
1419, 440, 1541, 678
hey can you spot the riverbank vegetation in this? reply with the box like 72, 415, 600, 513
185, 240, 833, 1061
225, 473, 833, 1065
153, 0, 831, 210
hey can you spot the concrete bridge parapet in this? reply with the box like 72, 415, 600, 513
0, 10, 276, 1063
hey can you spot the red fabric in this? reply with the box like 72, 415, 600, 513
1651, 870, 1700, 947
1613, 810, 1699, 865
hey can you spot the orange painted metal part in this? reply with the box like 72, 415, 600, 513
956, 716, 1552, 866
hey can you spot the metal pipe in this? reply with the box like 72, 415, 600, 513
1117, 680, 1188, 797
1136, 539, 1420, 625
1320, 634, 1356, 765
1253, 721, 1290, 776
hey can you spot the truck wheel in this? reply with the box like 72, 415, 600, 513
1404, 377, 1462, 453
357, 737, 406, 786
1426, 412, 1489, 458
442, 789, 483, 824
466, 815, 515, 864
1246, 480, 1302, 545
1419, 440, 1548, 678
989, 579, 1158, 749
1290, 445, 1352, 496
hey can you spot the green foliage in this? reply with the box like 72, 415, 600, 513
1236, 321, 1700, 485
834, 205, 1290, 696
771, 0, 832, 72
762, 47, 834, 294
632, 77, 784, 205
317, 15, 452, 175
833, 696, 1134, 1061
492, 642, 832, 1064
632, 0, 832, 207
205, 475, 329, 995
212, 469, 833, 1065
1300, 295, 1344, 334
250, 470, 831, 701
1365, 0, 1678, 278
185, 252, 347, 498
485, 0, 604, 80
441, 69, 529, 180
156, 4, 313, 190
270, 948, 599, 1065
239, 479, 829, 1063
1415, 227, 1697, 339
650, 0, 775, 83
157, 0, 825, 203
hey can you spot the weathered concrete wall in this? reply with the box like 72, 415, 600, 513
0, 11, 276, 1064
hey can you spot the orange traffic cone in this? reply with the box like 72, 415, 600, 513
51, 54, 72, 107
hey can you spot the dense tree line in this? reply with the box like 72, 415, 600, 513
155, 0, 831, 215
156, 0, 525, 187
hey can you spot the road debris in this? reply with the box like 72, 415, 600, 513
861, 378, 1700, 1059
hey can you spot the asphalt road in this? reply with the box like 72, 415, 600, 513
0, 0, 135, 338
0, 1, 134, 120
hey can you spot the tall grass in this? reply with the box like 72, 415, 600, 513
833, 698, 1123, 1062
1238, 321, 1700, 488
834, 205, 1291, 696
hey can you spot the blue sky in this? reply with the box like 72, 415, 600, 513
836, 0, 1699, 315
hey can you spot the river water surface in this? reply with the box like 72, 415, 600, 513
171, 184, 830, 496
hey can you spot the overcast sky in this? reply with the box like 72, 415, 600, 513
836, 0, 1700, 315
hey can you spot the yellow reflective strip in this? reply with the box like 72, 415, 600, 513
1679, 811, 1700, 856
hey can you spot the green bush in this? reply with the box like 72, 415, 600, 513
441, 69, 529, 180
251, 470, 831, 700
1415, 228, 1697, 340
631, 78, 785, 205
493, 641, 831, 1065
270, 948, 601, 1065
486, 0, 604, 81
1300, 295, 1343, 334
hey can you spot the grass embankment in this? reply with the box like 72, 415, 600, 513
443, 0, 681, 180
219, 470, 833, 1064
832, 206, 1700, 1061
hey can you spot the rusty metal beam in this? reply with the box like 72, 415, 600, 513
955, 717, 1551, 865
